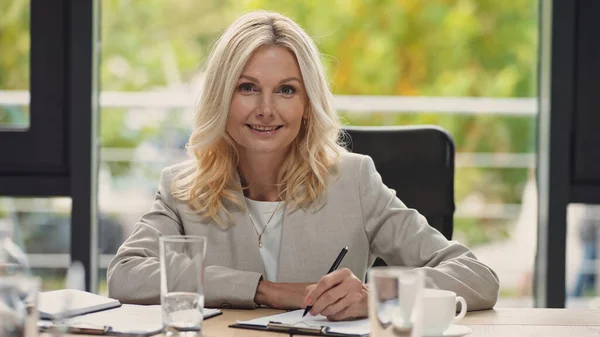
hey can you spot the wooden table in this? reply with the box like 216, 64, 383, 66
46, 308, 600, 337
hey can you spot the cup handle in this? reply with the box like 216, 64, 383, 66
453, 296, 467, 323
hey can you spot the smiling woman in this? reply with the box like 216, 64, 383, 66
107, 10, 499, 321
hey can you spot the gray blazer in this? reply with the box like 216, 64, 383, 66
107, 153, 499, 310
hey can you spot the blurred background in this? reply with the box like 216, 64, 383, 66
0, 0, 595, 308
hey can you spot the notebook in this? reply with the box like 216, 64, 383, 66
38, 289, 122, 320
38, 304, 223, 336
231, 309, 370, 337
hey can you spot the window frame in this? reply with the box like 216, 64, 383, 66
0, 0, 100, 292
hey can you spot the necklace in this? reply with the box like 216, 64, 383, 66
247, 201, 283, 248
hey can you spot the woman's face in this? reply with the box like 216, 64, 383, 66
227, 45, 307, 159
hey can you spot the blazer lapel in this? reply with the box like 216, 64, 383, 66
278, 206, 334, 283
276, 202, 351, 283
233, 208, 266, 275
277, 206, 305, 282
228, 181, 266, 276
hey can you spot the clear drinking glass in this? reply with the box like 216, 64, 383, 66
159, 235, 207, 336
368, 267, 425, 337
0, 275, 41, 337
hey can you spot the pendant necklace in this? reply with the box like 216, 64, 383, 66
248, 201, 283, 248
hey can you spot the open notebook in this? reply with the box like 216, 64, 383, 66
231, 309, 370, 337
38, 289, 122, 320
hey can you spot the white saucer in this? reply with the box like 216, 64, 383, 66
424, 324, 473, 337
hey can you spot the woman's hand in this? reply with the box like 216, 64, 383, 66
254, 279, 314, 309
304, 268, 368, 321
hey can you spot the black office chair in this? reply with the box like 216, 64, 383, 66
342, 125, 456, 266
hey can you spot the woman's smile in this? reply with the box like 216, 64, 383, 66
246, 124, 284, 136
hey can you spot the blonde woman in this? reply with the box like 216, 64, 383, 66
108, 11, 499, 320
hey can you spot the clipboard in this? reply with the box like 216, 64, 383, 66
229, 321, 369, 337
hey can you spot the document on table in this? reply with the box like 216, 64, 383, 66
235, 309, 370, 336
67, 304, 164, 335
40, 304, 222, 336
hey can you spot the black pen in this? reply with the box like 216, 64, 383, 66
302, 246, 349, 317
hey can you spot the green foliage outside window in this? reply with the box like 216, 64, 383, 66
0, 0, 538, 246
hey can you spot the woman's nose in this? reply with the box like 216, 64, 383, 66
257, 108, 273, 118
256, 94, 274, 118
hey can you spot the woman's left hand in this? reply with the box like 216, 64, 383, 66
304, 268, 368, 321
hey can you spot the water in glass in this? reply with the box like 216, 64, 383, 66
162, 292, 204, 331
160, 235, 206, 336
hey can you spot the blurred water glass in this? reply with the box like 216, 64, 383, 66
160, 235, 207, 336
0, 276, 41, 337
368, 267, 424, 337
49, 261, 87, 336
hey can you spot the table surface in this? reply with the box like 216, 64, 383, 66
46, 307, 600, 337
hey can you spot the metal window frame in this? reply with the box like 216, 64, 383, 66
0, 0, 100, 292
0, 1, 69, 189
67, 0, 100, 293
535, 0, 576, 308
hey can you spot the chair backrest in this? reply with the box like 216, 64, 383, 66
342, 125, 455, 241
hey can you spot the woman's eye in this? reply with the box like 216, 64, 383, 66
279, 85, 296, 95
238, 83, 256, 92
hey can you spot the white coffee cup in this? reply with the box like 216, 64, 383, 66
422, 289, 467, 336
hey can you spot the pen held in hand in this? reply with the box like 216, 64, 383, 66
302, 246, 349, 317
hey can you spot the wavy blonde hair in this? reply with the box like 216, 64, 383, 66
172, 11, 346, 227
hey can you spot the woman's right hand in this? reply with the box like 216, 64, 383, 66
254, 279, 314, 309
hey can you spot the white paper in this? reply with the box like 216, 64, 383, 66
67, 305, 221, 335
238, 309, 370, 335
68, 304, 162, 334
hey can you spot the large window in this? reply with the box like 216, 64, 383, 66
0, 0, 29, 130
95, 0, 540, 305
0, 1, 72, 291
0, 0, 95, 291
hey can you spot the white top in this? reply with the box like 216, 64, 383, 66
245, 198, 285, 282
